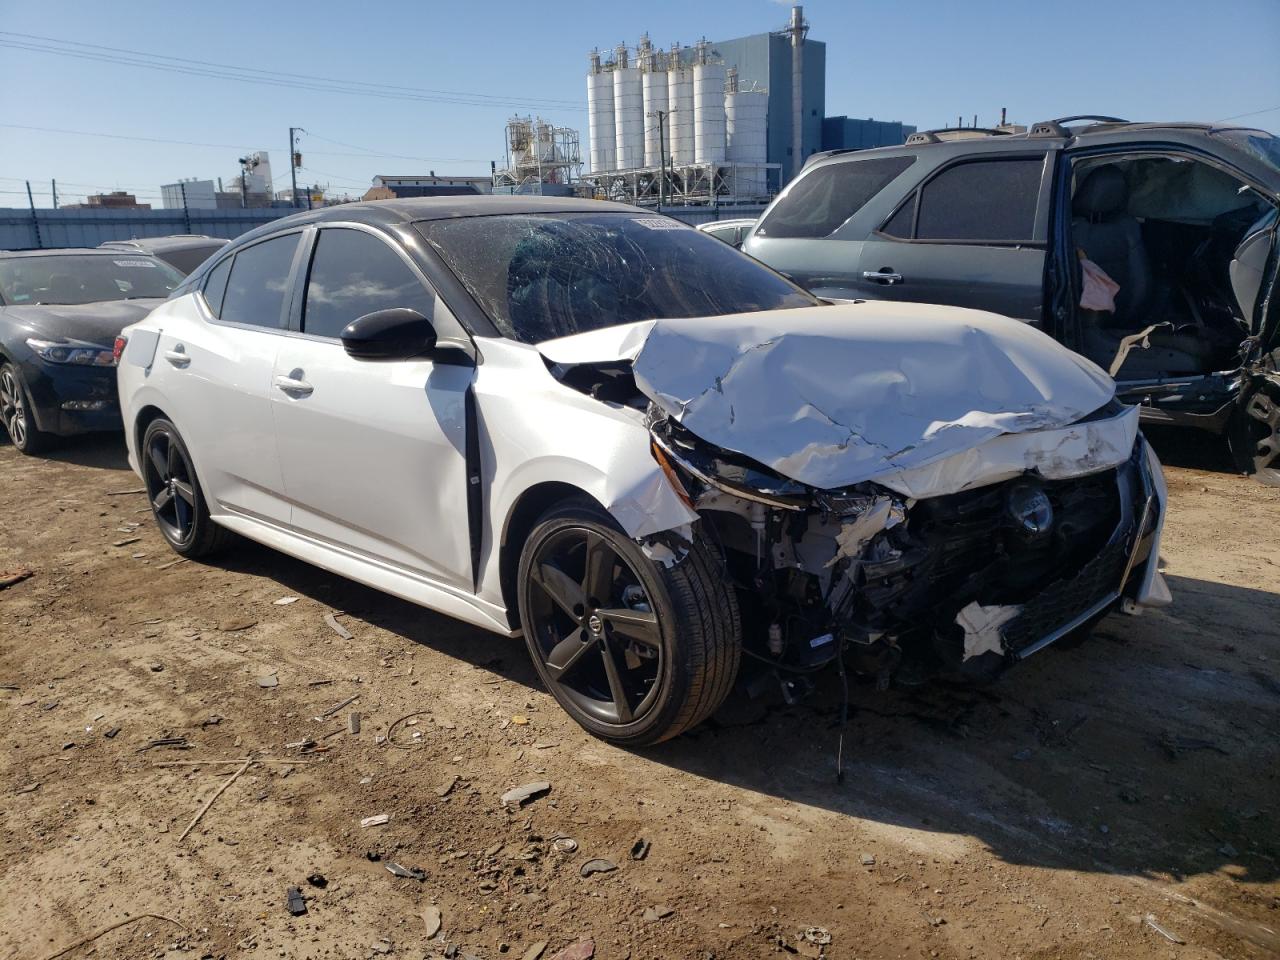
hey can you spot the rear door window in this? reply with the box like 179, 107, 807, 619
202, 256, 232, 317
756, 155, 915, 239
302, 228, 433, 339
219, 234, 300, 329
913, 158, 1043, 243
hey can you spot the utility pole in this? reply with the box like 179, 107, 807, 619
25, 181, 42, 248
238, 156, 248, 209
648, 109, 669, 209
289, 127, 303, 208
179, 180, 192, 234
51, 179, 58, 209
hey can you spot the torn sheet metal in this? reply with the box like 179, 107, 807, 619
955, 601, 1022, 661
825, 496, 905, 567
539, 302, 1120, 498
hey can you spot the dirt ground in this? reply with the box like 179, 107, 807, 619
1, 428, 1277, 960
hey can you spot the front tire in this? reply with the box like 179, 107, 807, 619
141, 418, 233, 558
517, 498, 741, 746
0, 363, 53, 455
1230, 386, 1280, 487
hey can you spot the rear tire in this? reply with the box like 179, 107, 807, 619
517, 497, 741, 746
140, 418, 234, 558
0, 363, 54, 455
1229, 386, 1280, 487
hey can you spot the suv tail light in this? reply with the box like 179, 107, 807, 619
112, 336, 128, 365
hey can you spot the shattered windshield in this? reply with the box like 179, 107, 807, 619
0, 254, 184, 306
416, 212, 818, 343
1213, 128, 1280, 183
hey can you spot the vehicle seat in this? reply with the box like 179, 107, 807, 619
1072, 166, 1212, 377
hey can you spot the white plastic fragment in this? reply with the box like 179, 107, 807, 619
955, 601, 1022, 661
826, 497, 904, 566
360, 813, 391, 828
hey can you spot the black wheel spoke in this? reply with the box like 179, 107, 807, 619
532, 562, 585, 620
152, 487, 173, 513
599, 638, 634, 724
148, 439, 168, 478
595, 607, 660, 648
544, 627, 593, 681
581, 532, 616, 603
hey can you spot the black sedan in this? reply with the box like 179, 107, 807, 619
0, 248, 184, 454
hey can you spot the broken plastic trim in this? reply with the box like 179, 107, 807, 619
650, 427, 807, 511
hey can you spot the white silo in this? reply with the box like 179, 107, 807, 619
692, 42, 726, 166
641, 43, 669, 168
666, 43, 694, 166
586, 50, 616, 174
612, 45, 643, 171
726, 70, 768, 197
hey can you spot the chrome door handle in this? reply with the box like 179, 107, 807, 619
862, 270, 903, 285
273, 374, 313, 397
163, 345, 191, 367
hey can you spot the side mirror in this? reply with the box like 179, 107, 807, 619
341, 308, 437, 361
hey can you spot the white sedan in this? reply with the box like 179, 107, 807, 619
116, 197, 1170, 745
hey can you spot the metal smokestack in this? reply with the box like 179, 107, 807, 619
789, 4, 808, 182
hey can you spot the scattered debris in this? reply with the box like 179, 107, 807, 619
552, 837, 578, 854
274, 596, 300, 605
500, 781, 551, 808
111, 537, 141, 548
548, 941, 594, 960
642, 905, 674, 923
347, 712, 361, 734
630, 838, 650, 860
157, 558, 189, 571
371, 941, 393, 956
579, 858, 617, 878
803, 927, 832, 946
521, 940, 548, 960
257, 674, 279, 688
39, 913, 186, 960
140, 736, 189, 752
385, 862, 427, 881
16, 782, 39, 795
201, 715, 223, 728
511, 714, 529, 726
286, 886, 307, 916
1145, 914, 1186, 945
318, 694, 359, 719
361, 813, 391, 828
219, 618, 257, 632
105, 488, 147, 496
177, 754, 254, 842
435, 774, 459, 798
422, 905, 443, 938
859, 853, 876, 866
306, 873, 328, 888
149, 662, 163, 672
325, 612, 354, 640
0, 567, 34, 591
103, 727, 120, 739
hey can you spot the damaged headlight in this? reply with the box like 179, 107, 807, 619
26, 337, 117, 367
649, 415, 810, 510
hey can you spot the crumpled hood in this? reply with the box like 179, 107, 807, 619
538, 301, 1120, 492
1, 299, 164, 347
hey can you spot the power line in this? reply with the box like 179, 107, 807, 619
0, 30, 583, 108
0, 34, 586, 112
1216, 105, 1280, 122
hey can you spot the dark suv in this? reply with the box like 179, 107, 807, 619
743, 118, 1280, 484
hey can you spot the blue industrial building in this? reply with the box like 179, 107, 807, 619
822, 117, 919, 152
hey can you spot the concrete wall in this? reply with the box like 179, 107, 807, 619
0, 207, 302, 250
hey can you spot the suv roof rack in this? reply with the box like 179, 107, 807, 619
1029, 115, 1131, 138
905, 126, 1013, 145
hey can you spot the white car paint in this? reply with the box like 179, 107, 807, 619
119, 288, 1170, 646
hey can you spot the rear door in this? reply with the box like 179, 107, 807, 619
855, 152, 1055, 324
155, 233, 301, 525
270, 225, 475, 591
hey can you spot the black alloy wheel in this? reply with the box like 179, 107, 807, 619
1243, 387, 1280, 487
140, 418, 232, 557
0, 363, 51, 454
517, 498, 741, 745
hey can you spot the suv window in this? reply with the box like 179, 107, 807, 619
756, 155, 915, 239
219, 234, 299, 329
202, 256, 232, 317
913, 158, 1043, 243
303, 228, 433, 339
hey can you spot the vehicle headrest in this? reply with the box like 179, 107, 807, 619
1074, 166, 1128, 217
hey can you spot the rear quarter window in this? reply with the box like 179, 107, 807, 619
756, 155, 915, 239
913, 158, 1044, 243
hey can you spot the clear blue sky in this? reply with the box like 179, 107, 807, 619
1, 0, 1277, 207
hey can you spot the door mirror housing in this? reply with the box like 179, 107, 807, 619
341, 308, 437, 361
